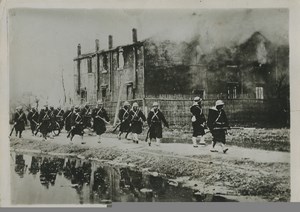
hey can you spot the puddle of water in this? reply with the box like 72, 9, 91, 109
10, 152, 239, 205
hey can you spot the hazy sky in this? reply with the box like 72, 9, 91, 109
9, 8, 288, 107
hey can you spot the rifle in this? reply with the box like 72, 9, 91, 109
112, 122, 122, 133
145, 124, 152, 142
34, 122, 44, 135
205, 126, 244, 134
9, 124, 16, 137
95, 116, 110, 125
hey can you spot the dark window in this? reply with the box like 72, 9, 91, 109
103, 54, 108, 71
80, 88, 87, 104
126, 84, 134, 100
87, 58, 92, 73
101, 88, 107, 98
227, 83, 238, 99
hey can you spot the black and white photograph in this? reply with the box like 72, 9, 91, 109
1, 0, 299, 207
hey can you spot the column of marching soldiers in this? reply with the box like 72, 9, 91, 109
11, 97, 230, 153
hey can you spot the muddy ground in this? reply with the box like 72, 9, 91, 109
9, 127, 290, 202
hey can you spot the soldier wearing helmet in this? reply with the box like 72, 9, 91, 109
146, 102, 169, 146
38, 104, 51, 140
69, 105, 85, 143
207, 100, 230, 153
92, 100, 110, 143
64, 105, 74, 132
117, 101, 131, 140
13, 106, 27, 138
128, 102, 146, 143
81, 102, 92, 130
27, 107, 39, 136
190, 96, 207, 148
54, 106, 64, 130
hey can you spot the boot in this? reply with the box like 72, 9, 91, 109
199, 136, 206, 146
81, 136, 86, 144
210, 142, 218, 152
192, 137, 198, 148
156, 138, 161, 146
98, 135, 101, 143
221, 143, 228, 153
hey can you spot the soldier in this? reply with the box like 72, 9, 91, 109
207, 100, 229, 153
81, 102, 92, 130
117, 101, 131, 140
13, 106, 27, 138
69, 105, 85, 143
92, 100, 110, 143
129, 102, 146, 144
38, 105, 51, 140
48, 106, 56, 137
27, 107, 39, 136
190, 97, 207, 148
54, 106, 64, 130
147, 102, 169, 146
64, 106, 74, 132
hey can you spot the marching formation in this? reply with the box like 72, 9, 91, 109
11, 98, 230, 153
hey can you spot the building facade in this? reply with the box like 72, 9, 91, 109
73, 29, 289, 127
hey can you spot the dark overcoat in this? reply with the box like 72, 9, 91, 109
14, 111, 27, 132
190, 103, 206, 137
118, 107, 131, 133
207, 107, 229, 143
92, 107, 110, 135
129, 109, 146, 134
147, 109, 169, 139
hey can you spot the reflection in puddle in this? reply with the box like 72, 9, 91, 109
10, 152, 238, 204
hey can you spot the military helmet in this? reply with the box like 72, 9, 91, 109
74, 105, 80, 109
132, 102, 139, 107
215, 100, 225, 106
152, 102, 159, 107
16, 106, 22, 110
123, 101, 130, 106
194, 96, 202, 102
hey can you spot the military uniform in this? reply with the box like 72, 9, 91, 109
38, 107, 51, 139
190, 97, 207, 147
54, 107, 64, 130
63, 107, 74, 131
147, 103, 169, 146
13, 107, 27, 138
129, 103, 146, 143
69, 109, 85, 141
27, 108, 39, 135
118, 102, 131, 139
81, 105, 92, 129
92, 105, 110, 135
207, 100, 229, 153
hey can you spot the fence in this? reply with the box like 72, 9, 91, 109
101, 98, 289, 128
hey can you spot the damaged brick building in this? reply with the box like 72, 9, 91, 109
73, 29, 289, 127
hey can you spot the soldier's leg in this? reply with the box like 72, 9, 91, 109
210, 132, 218, 152
81, 135, 85, 144
132, 133, 138, 143
97, 134, 101, 143
155, 138, 161, 146
199, 135, 206, 145
118, 131, 122, 140
192, 137, 198, 148
19, 130, 23, 138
